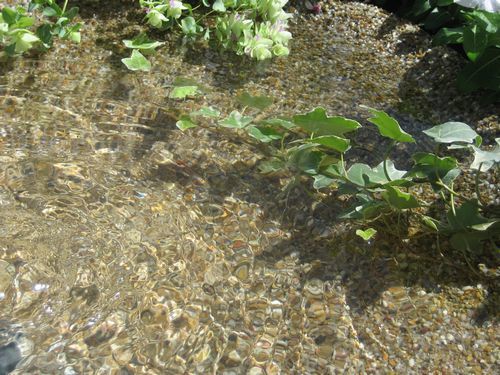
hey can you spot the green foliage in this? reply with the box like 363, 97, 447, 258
0, 1, 82, 57
179, 98, 499, 256
121, 49, 152, 71
356, 227, 377, 241
128, 0, 292, 70
372, 1, 500, 96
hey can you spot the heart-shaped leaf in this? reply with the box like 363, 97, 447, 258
169, 86, 198, 99
470, 138, 500, 171
305, 135, 350, 153
409, 153, 460, 186
262, 118, 295, 130
121, 50, 151, 71
446, 199, 489, 231
356, 228, 377, 241
293, 108, 361, 136
237, 92, 273, 111
339, 195, 389, 220
176, 115, 197, 131
382, 186, 420, 210
123, 33, 164, 50
190, 106, 220, 118
247, 126, 282, 143
463, 24, 488, 62
258, 158, 286, 174
423, 122, 480, 144
433, 27, 464, 45
361, 106, 415, 143
213, 0, 226, 12
313, 174, 334, 189
219, 111, 253, 128
347, 161, 406, 187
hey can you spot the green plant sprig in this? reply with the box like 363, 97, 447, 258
122, 0, 292, 71
0, 0, 82, 58
176, 90, 499, 256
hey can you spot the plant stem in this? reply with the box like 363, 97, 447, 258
196, 9, 215, 23
340, 152, 349, 180
383, 140, 396, 181
475, 162, 486, 206
449, 182, 456, 216
436, 179, 474, 204
62, 0, 69, 14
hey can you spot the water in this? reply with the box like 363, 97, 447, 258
1, 2, 498, 373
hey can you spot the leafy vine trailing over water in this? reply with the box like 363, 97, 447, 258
173, 86, 499, 259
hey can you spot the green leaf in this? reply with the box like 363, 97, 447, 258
404, 0, 431, 19
213, 0, 226, 12
446, 199, 489, 231
450, 232, 484, 253
470, 221, 498, 231
463, 24, 488, 62
423, 122, 480, 144
123, 33, 164, 50
13, 16, 34, 28
470, 138, 500, 171
421, 215, 439, 232
69, 31, 80, 43
36, 24, 53, 46
262, 118, 295, 130
236, 92, 273, 111
346, 161, 407, 187
181, 16, 202, 36
457, 47, 500, 92
190, 106, 220, 117
305, 135, 350, 153
382, 186, 420, 210
258, 158, 286, 174
169, 86, 199, 99
121, 50, 151, 71
289, 148, 324, 174
423, 8, 452, 31
219, 111, 253, 128
64, 7, 79, 20
433, 27, 464, 45
42, 7, 58, 17
356, 228, 377, 241
293, 108, 361, 136
361, 106, 415, 143
2, 7, 17, 25
466, 9, 500, 33
409, 152, 460, 186
176, 115, 197, 131
313, 174, 334, 189
339, 195, 389, 220
246, 126, 282, 143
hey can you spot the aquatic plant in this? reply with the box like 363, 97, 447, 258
0, 0, 81, 57
371, 0, 500, 97
123, 0, 292, 70
177, 91, 499, 257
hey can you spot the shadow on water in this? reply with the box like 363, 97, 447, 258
143, 126, 498, 324
373, 7, 499, 122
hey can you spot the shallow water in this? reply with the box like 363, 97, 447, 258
1, 2, 498, 374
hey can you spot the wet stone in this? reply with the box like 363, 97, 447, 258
0, 0, 498, 373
